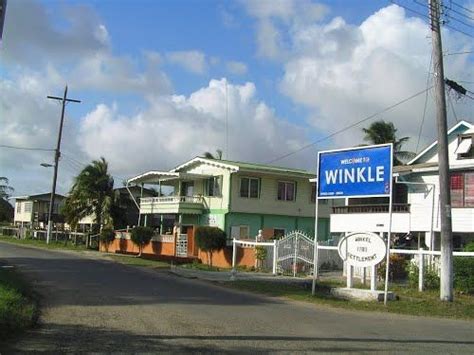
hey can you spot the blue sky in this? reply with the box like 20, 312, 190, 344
1, 0, 473, 196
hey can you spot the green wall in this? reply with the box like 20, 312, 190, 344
225, 212, 330, 240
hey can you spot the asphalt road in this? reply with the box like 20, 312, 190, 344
1, 242, 473, 353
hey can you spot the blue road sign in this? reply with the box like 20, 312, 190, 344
317, 144, 392, 198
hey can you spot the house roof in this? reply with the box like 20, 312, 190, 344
173, 157, 315, 178
408, 120, 473, 165
12, 193, 66, 201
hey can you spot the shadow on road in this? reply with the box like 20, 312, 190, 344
7, 322, 474, 353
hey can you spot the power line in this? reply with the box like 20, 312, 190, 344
444, 50, 474, 56
450, 0, 474, 14
416, 52, 433, 153
392, 1, 474, 38
0, 144, 55, 151
447, 94, 459, 123
267, 86, 433, 164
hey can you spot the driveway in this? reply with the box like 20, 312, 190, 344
1, 242, 473, 353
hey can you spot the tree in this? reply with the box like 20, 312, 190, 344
203, 149, 223, 160
195, 226, 226, 266
362, 120, 415, 165
130, 226, 154, 257
0, 177, 14, 223
63, 157, 114, 232
100, 227, 116, 253
0, 177, 14, 200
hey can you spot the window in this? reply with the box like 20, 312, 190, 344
455, 136, 473, 158
24, 202, 32, 213
16, 203, 22, 214
273, 228, 285, 238
277, 181, 295, 201
240, 177, 259, 198
205, 176, 221, 197
231, 225, 250, 239
450, 172, 474, 207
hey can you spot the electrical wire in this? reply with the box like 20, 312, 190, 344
267, 86, 433, 164
0, 144, 55, 151
447, 94, 459, 123
416, 52, 433, 153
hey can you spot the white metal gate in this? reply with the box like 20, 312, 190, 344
277, 231, 314, 276
176, 234, 188, 257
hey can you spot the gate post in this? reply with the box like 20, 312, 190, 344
272, 240, 277, 275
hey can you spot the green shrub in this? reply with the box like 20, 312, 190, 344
130, 226, 154, 257
377, 254, 408, 281
463, 241, 474, 252
195, 226, 226, 266
100, 227, 115, 252
454, 257, 474, 294
406, 261, 440, 289
255, 246, 268, 270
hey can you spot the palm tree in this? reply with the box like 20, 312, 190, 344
63, 158, 115, 232
203, 149, 223, 160
0, 177, 14, 200
362, 121, 415, 165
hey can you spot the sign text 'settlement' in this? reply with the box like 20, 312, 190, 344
337, 232, 387, 268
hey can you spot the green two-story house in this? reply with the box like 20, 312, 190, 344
127, 157, 333, 257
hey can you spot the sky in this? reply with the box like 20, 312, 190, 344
1, 0, 473, 197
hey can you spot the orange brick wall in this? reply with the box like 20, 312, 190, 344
100, 239, 175, 257
100, 239, 256, 268
198, 247, 255, 268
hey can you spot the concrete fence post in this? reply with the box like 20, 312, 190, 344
272, 240, 277, 275
231, 238, 237, 281
419, 248, 424, 292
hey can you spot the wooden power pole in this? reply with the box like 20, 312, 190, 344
428, 0, 453, 301
46, 86, 81, 244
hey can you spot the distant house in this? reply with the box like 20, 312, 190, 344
330, 120, 474, 250
115, 157, 335, 260
75, 186, 157, 232
13, 193, 66, 228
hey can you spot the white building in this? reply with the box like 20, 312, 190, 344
330, 120, 474, 251
13, 193, 66, 228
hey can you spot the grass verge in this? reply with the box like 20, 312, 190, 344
0, 266, 39, 343
224, 280, 474, 320
0, 235, 88, 252
107, 255, 170, 269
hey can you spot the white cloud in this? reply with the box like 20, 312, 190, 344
1, 0, 109, 67
226, 61, 248, 75
241, 0, 328, 60
78, 79, 309, 176
275, 4, 474, 150
166, 50, 208, 74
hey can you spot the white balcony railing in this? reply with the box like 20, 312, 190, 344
140, 196, 203, 204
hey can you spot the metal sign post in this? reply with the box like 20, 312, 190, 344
312, 144, 393, 301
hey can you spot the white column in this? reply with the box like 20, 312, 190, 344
346, 265, 353, 288
231, 238, 237, 280
419, 248, 424, 292
370, 265, 377, 291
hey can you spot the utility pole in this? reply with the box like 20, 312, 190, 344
428, 0, 453, 301
46, 86, 81, 244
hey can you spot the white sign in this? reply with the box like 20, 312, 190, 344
337, 232, 386, 268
